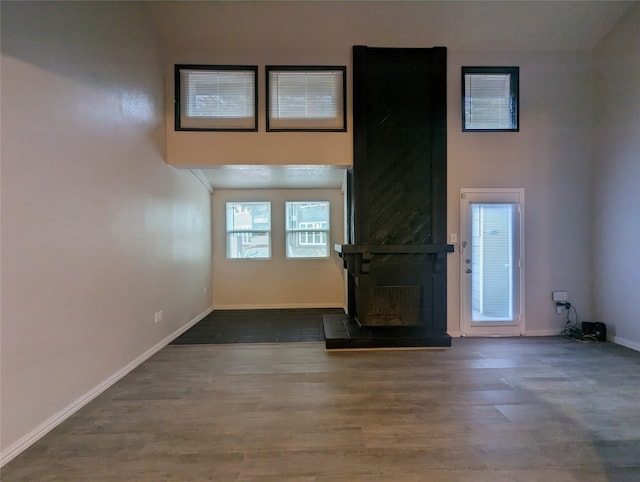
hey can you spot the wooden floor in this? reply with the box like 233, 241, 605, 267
2, 337, 640, 481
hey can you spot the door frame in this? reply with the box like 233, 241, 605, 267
459, 188, 525, 336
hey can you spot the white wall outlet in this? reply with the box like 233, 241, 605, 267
450, 232, 458, 244
552, 291, 568, 302
158, 311, 163, 321
154, 312, 159, 323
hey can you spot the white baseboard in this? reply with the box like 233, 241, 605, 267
610, 334, 640, 352
213, 303, 345, 310
0, 306, 213, 467
524, 329, 561, 337
450, 329, 559, 337
452, 329, 640, 350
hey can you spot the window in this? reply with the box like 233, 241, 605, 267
462, 67, 519, 132
266, 66, 346, 131
285, 202, 330, 258
226, 202, 271, 259
175, 65, 258, 131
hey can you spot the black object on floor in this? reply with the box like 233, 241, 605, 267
171, 308, 345, 345
323, 314, 452, 350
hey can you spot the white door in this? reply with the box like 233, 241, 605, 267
460, 189, 524, 336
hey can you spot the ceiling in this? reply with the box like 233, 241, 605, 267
195, 165, 347, 190
148, 1, 635, 53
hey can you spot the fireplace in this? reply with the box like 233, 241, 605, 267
335, 243, 451, 331
358, 285, 421, 326
325, 45, 452, 349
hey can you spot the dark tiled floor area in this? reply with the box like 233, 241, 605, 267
171, 308, 345, 344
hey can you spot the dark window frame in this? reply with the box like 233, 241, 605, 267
266, 65, 347, 132
175, 64, 258, 132
462, 66, 519, 132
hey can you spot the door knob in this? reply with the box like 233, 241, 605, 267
465, 268, 472, 274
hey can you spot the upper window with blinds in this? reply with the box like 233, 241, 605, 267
175, 65, 258, 131
462, 67, 519, 132
266, 66, 346, 131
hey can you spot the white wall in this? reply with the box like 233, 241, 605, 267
159, 2, 596, 335
0, 2, 212, 460
447, 51, 595, 336
592, 3, 640, 350
212, 189, 345, 309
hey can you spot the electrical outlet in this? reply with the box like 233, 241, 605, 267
450, 232, 458, 244
552, 291, 568, 302
159, 311, 163, 321
555, 300, 572, 315
154, 312, 159, 323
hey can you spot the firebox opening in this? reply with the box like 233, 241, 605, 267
355, 285, 422, 327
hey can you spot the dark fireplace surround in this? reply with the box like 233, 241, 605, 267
324, 46, 453, 349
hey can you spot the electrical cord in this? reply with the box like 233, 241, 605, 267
560, 302, 580, 337
559, 302, 598, 342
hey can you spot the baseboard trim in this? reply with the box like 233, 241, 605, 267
213, 303, 345, 310
610, 335, 640, 352
0, 306, 213, 467
524, 329, 561, 337
450, 329, 559, 338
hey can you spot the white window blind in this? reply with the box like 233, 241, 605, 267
463, 67, 518, 131
471, 203, 514, 321
267, 68, 345, 130
177, 67, 256, 130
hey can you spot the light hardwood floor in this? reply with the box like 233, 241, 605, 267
2, 337, 640, 481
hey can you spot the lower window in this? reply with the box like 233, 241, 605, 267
285, 202, 330, 258
226, 201, 271, 259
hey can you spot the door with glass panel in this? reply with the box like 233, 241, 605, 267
460, 189, 524, 336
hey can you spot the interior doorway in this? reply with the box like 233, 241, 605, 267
460, 188, 524, 336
